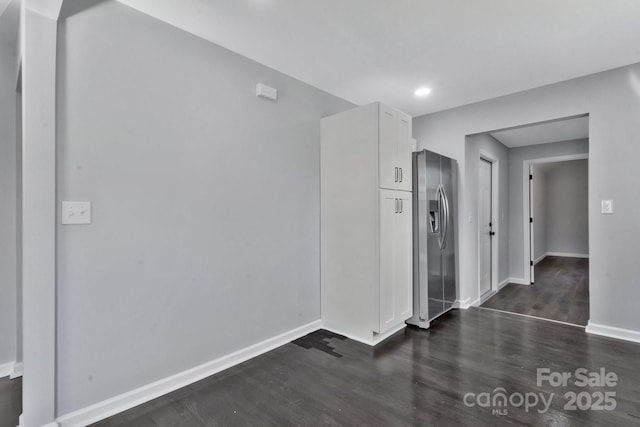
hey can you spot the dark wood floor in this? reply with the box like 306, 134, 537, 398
0, 375, 21, 427
91, 308, 640, 427
481, 256, 589, 326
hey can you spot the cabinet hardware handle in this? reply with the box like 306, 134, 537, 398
395, 167, 398, 182
395, 198, 398, 213
400, 199, 403, 213
399, 168, 403, 182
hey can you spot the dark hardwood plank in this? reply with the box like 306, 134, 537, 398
481, 256, 589, 325
0, 375, 21, 427
92, 308, 640, 426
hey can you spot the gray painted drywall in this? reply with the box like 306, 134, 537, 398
413, 62, 640, 333
531, 164, 547, 261
465, 133, 509, 299
56, 1, 354, 415
0, 44, 17, 368
508, 139, 588, 277
546, 159, 589, 255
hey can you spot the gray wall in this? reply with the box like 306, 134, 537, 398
56, 1, 353, 415
546, 159, 589, 255
508, 139, 589, 277
531, 164, 547, 261
413, 62, 640, 333
0, 6, 19, 368
465, 134, 509, 298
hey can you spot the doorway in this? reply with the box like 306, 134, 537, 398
526, 155, 589, 284
478, 157, 497, 301
479, 115, 590, 326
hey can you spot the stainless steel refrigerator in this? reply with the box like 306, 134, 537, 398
406, 149, 457, 329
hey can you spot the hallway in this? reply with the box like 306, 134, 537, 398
481, 256, 589, 326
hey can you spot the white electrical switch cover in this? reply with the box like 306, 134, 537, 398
601, 200, 613, 214
62, 201, 92, 225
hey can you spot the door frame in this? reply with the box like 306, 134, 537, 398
478, 151, 499, 301
522, 153, 589, 284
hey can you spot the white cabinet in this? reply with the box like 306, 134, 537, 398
378, 190, 412, 333
379, 104, 412, 192
320, 102, 413, 346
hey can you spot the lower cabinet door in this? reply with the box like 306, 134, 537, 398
378, 190, 397, 333
394, 192, 413, 322
377, 189, 413, 334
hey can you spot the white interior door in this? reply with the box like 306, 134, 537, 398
529, 164, 535, 283
479, 159, 492, 296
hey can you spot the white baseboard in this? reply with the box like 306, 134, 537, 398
508, 277, 531, 285
453, 297, 472, 309
373, 323, 406, 345
16, 417, 58, 427
546, 252, 589, 258
57, 320, 322, 427
0, 361, 16, 379
586, 322, 640, 344
534, 254, 547, 265
10, 362, 23, 379
470, 297, 482, 308
497, 277, 510, 290
479, 291, 496, 305
322, 322, 406, 346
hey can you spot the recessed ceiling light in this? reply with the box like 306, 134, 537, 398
415, 87, 432, 97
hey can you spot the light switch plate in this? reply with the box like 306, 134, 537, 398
601, 200, 614, 214
62, 201, 92, 225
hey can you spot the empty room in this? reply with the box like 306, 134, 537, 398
2, 1, 640, 426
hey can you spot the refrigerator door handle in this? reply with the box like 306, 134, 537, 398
436, 185, 444, 249
395, 167, 398, 182
441, 186, 450, 250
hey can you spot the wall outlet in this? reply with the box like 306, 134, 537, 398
601, 200, 614, 214
62, 201, 92, 225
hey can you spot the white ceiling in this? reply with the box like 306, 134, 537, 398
116, 0, 640, 117
490, 116, 589, 148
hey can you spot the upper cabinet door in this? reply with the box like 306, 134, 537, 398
396, 111, 412, 192
378, 104, 397, 190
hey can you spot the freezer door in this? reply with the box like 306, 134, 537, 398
440, 156, 457, 310
425, 151, 444, 320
